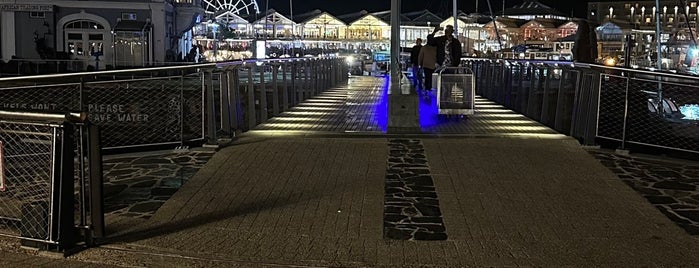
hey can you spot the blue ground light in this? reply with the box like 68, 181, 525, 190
418, 89, 439, 128
373, 76, 441, 132
374, 75, 390, 132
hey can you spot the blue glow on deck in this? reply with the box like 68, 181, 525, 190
418, 90, 439, 128
374, 75, 390, 132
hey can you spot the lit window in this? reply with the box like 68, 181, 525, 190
122, 13, 137, 21
692, 2, 697, 8
30, 11, 45, 18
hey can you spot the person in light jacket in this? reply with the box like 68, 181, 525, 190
418, 36, 438, 90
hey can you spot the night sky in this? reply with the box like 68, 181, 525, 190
266, 0, 589, 19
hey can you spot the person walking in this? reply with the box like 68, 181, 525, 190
431, 25, 462, 69
418, 36, 438, 90
429, 25, 462, 102
410, 38, 423, 89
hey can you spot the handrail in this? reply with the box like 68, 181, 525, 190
0, 56, 341, 82
0, 110, 87, 123
463, 57, 699, 81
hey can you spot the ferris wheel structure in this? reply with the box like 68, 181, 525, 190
203, 0, 260, 19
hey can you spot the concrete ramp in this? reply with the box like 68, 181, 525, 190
93, 135, 699, 267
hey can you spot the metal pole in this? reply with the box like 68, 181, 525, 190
390, 0, 401, 90
453, 0, 458, 37
487, 0, 503, 50
655, 0, 663, 70
655, 0, 664, 114
290, 0, 294, 57
264, 0, 269, 44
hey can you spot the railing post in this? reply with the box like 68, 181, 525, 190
540, 65, 553, 126
272, 63, 280, 116
304, 60, 310, 100
526, 66, 540, 119
330, 59, 336, 87
282, 62, 290, 111
87, 123, 104, 243
227, 67, 241, 134
325, 60, 330, 89
50, 123, 76, 251
259, 64, 268, 123
220, 70, 232, 136
247, 65, 257, 130
311, 60, 317, 96
516, 64, 524, 111
204, 70, 217, 145
293, 61, 301, 105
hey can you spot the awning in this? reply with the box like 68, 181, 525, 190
114, 20, 153, 32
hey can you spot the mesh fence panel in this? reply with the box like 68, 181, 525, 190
0, 84, 81, 112
554, 68, 579, 134
0, 121, 55, 241
438, 73, 475, 110
625, 78, 699, 152
83, 75, 204, 148
597, 74, 628, 140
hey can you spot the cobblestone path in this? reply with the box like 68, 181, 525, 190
103, 149, 214, 219
588, 149, 699, 235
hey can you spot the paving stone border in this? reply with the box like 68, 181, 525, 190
588, 150, 699, 235
103, 150, 214, 219
384, 139, 447, 241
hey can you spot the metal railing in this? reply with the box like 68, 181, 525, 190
0, 111, 103, 252
0, 59, 200, 77
0, 57, 348, 254
212, 58, 349, 138
463, 58, 699, 155
0, 57, 349, 151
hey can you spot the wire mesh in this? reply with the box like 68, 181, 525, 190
438, 73, 475, 111
597, 74, 629, 141
624, 77, 699, 152
0, 84, 81, 112
83, 75, 204, 148
0, 121, 56, 241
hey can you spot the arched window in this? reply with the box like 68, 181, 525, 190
64, 19, 106, 62
64, 20, 105, 30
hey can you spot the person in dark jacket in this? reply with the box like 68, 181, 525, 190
430, 25, 462, 69
410, 38, 423, 88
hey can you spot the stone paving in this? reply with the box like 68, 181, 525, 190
384, 139, 447, 240
587, 149, 699, 235
102, 149, 214, 219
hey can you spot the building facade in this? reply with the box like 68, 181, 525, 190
588, 1, 699, 67
0, 0, 584, 68
0, 0, 205, 69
